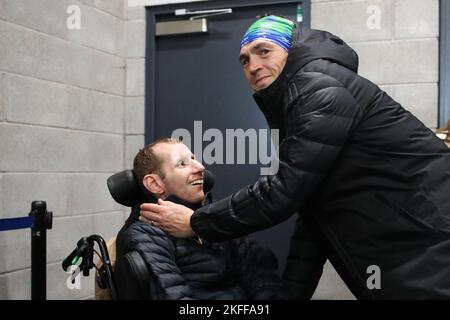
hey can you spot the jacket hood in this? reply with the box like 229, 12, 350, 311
254, 25, 359, 114
290, 26, 359, 75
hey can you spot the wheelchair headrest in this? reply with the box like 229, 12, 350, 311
107, 169, 215, 207
107, 170, 143, 207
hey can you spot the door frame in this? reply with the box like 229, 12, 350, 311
144, 0, 311, 144
440, 0, 450, 127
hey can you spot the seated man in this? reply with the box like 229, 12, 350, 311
115, 138, 285, 300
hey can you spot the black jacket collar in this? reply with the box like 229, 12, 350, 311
125, 193, 211, 228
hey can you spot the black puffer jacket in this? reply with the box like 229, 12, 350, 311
191, 25, 450, 299
116, 196, 284, 300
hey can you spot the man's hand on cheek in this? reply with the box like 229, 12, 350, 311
139, 199, 196, 238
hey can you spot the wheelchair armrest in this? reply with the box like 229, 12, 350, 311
115, 251, 151, 300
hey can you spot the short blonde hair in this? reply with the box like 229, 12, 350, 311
133, 138, 181, 188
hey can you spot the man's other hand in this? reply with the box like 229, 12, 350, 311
139, 199, 195, 238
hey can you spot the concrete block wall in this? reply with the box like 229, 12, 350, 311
311, 0, 439, 128
124, 6, 146, 169
0, 0, 143, 299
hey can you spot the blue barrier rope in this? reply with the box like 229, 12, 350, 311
0, 216, 34, 231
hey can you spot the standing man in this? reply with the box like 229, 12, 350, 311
141, 15, 450, 299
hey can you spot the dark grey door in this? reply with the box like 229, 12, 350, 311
146, 1, 309, 274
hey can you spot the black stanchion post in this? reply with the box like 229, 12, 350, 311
29, 201, 53, 300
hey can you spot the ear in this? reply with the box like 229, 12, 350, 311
142, 174, 165, 196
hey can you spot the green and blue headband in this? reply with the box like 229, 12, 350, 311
240, 15, 295, 52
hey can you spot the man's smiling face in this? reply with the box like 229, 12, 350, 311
154, 142, 205, 204
239, 39, 288, 92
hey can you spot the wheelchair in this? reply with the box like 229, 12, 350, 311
62, 169, 214, 300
